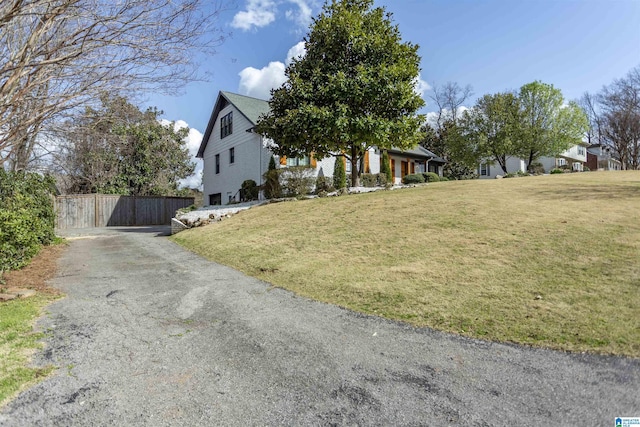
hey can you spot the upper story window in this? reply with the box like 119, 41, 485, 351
229, 147, 235, 164
215, 154, 220, 174
577, 146, 585, 155
220, 112, 233, 139
286, 156, 309, 167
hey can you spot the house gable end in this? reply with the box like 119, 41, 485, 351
197, 91, 270, 159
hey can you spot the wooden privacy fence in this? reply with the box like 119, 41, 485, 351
55, 194, 194, 229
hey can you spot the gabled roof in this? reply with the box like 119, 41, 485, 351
388, 145, 446, 163
197, 91, 270, 158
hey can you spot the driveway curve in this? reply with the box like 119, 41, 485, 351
1, 226, 637, 426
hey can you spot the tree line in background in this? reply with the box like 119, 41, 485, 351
580, 67, 640, 170
423, 66, 640, 178
421, 81, 588, 177
0, 0, 226, 174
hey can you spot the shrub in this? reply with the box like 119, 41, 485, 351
360, 173, 378, 187
315, 175, 334, 194
516, 170, 529, 177
550, 168, 564, 174
528, 162, 545, 175
333, 156, 347, 189
380, 150, 392, 184
503, 172, 517, 178
422, 172, 440, 183
281, 166, 315, 197
402, 173, 425, 184
263, 157, 282, 199
376, 173, 388, 187
439, 176, 449, 182
0, 171, 56, 277
240, 179, 258, 201
583, 166, 590, 172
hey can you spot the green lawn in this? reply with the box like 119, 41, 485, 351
0, 295, 56, 406
172, 171, 640, 357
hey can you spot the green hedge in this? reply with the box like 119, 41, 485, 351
0, 171, 56, 275
422, 172, 440, 183
402, 173, 425, 184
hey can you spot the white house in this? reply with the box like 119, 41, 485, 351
478, 141, 590, 179
197, 91, 445, 205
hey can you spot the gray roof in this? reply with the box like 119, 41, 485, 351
197, 91, 270, 158
388, 145, 446, 163
220, 91, 270, 125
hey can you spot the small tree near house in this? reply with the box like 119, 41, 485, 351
263, 156, 282, 199
333, 156, 347, 189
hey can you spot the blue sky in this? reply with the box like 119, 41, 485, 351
153, 0, 640, 187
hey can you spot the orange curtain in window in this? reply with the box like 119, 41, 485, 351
310, 152, 317, 168
279, 155, 287, 166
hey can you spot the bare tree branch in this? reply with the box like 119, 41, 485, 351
0, 0, 230, 169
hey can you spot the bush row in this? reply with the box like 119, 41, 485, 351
0, 171, 56, 277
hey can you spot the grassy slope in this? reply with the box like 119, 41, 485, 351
172, 172, 640, 357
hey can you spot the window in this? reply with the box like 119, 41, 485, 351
229, 147, 235, 164
215, 154, 220, 174
577, 146, 585, 156
209, 193, 221, 206
220, 112, 233, 138
480, 163, 490, 176
557, 158, 566, 166
345, 159, 352, 173
286, 156, 310, 167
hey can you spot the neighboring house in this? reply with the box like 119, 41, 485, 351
478, 141, 590, 179
197, 91, 444, 205
585, 144, 622, 171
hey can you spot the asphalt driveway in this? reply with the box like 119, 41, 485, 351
1, 226, 638, 426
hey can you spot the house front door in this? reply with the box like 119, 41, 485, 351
401, 161, 409, 179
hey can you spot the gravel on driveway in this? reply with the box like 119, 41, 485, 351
1, 226, 637, 426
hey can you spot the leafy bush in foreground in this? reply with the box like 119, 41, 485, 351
0, 171, 56, 276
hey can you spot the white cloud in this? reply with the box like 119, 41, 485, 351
231, 0, 277, 31
414, 74, 431, 97
285, 41, 306, 66
161, 119, 204, 189
284, 0, 314, 29
425, 106, 469, 127
238, 41, 306, 99
238, 61, 287, 99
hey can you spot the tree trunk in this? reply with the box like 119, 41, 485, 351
526, 150, 536, 171
350, 144, 360, 187
497, 155, 508, 174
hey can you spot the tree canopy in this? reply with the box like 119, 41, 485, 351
60, 95, 194, 196
517, 81, 588, 169
458, 92, 521, 174
255, 0, 425, 186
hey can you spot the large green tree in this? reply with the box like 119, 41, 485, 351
256, 0, 425, 186
517, 81, 588, 170
458, 92, 521, 174
61, 95, 194, 195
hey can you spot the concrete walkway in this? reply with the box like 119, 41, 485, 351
1, 227, 638, 426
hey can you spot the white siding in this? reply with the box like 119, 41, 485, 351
478, 157, 526, 179
202, 105, 272, 205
